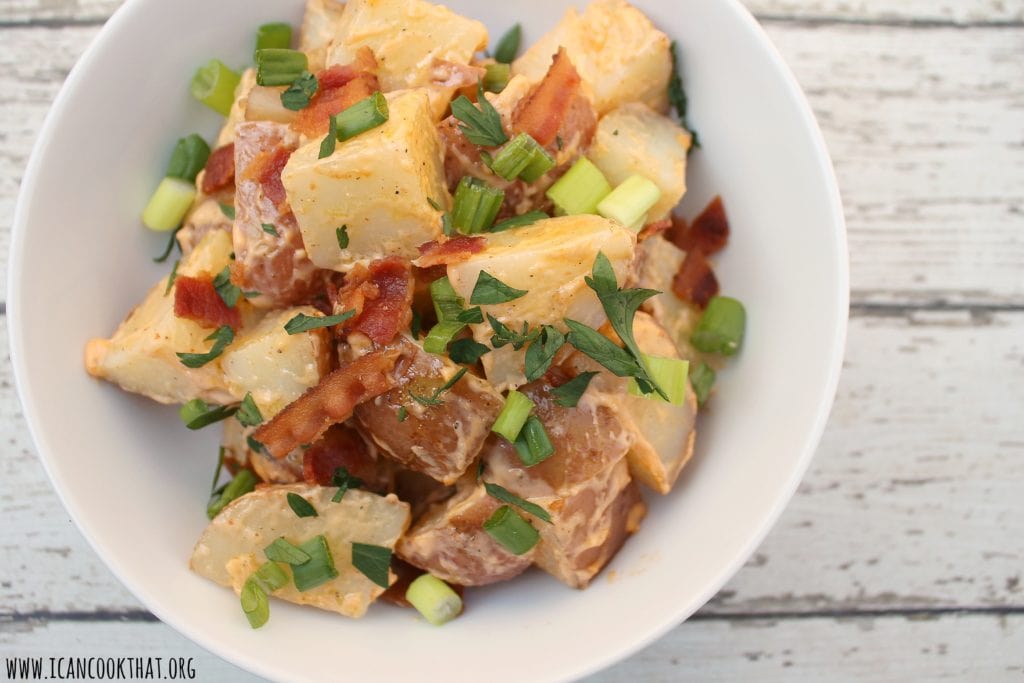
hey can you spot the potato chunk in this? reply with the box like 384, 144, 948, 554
512, 0, 671, 115
281, 90, 448, 271
326, 0, 487, 92
589, 104, 691, 221
84, 231, 237, 405
221, 419, 304, 484
221, 306, 332, 419
190, 485, 410, 618
300, 0, 347, 71
351, 336, 503, 484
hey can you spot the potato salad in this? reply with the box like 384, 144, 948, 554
84, 0, 746, 629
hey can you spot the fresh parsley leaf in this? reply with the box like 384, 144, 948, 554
351, 543, 392, 588
212, 266, 242, 308
493, 24, 521, 64
281, 70, 319, 111
319, 113, 338, 159
491, 211, 548, 233
408, 367, 468, 407
470, 271, 527, 305
330, 467, 364, 503
284, 310, 355, 334
484, 481, 551, 523
286, 492, 318, 518
456, 306, 484, 324
177, 326, 234, 368
524, 325, 565, 382
180, 398, 237, 430
236, 393, 264, 427
513, 415, 555, 466
262, 223, 279, 237
487, 314, 538, 350
163, 259, 180, 296
451, 83, 509, 147
563, 319, 640, 377
219, 202, 235, 220
153, 226, 183, 263
397, 406, 408, 422
668, 41, 700, 150
551, 371, 598, 408
247, 436, 266, 454
336, 225, 349, 249
448, 338, 490, 365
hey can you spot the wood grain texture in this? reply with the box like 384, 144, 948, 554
1, 23, 1022, 304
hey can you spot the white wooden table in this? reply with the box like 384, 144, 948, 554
2, 1, 1023, 680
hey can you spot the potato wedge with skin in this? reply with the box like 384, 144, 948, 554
351, 336, 503, 485
512, 0, 671, 115
589, 104, 691, 221
397, 476, 534, 586
84, 231, 237, 405
281, 90, 448, 272
221, 419, 304, 484
220, 306, 332, 419
191, 485, 410, 618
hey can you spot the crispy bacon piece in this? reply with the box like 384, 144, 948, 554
334, 257, 414, 346
672, 248, 720, 309
637, 218, 673, 242
200, 144, 235, 196
513, 48, 582, 147
302, 423, 379, 486
244, 146, 292, 208
666, 196, 731, 256
414, 236, 486, 268
252, 348, 402, 459
173, 275, 241, 330
291, 49, 380, 138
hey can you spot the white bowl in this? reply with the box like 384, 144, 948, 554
8, 0, 847, 681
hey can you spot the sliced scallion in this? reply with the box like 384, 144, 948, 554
165, 135, 211, 183
451, 176, 504, 233
689, 361, 716, 407
546, 157, 612, 216
430, 276, 464, 322
513, 415, 554, 466
691, 296, 746, 356
252, 561, 289, 593
422, 321, 465, 355
142, 177, 196, 232
483, 62, 510, 93
207, 469, 258, 519
405, 574, 463, 625
179, 398, 237, 430
190, 59, 241, 116
483, 505, 539, 555
491, 390, 534, 443
493, 24, 522, 64
255, 22, 293, 53
490, 133, 539, 180
255, 48, 308, 86
518, 145, 555, 183
336, 92, 389, 141
628, 354, 689, 405
597, 175, 662, 231
291, 535, 339, 592
240, 578, 269, 629
264, 537, 311, 565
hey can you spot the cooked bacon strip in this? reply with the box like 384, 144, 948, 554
672, 248, 720, 309
245, 146, 292, 208
335, 257, 413, 346
637, 218, 672, 242
252, 348, 402, 459
414, 236, 486, 267
173, 275, 241, 330
200, 143, 235, 196
513, 48, 582, 147
302, 423, 378, 486
666, 196, 731, 256
291, 49, 381, 138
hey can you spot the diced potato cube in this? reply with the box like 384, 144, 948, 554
84, 231, 237, 405
281, 90, 448, 271
512, 0, 672, 115
220, 307, 332, 418
589, 104, 691, 221
326, 0, 488, 92
300, 0, 347, 71
191, 485, 410, 619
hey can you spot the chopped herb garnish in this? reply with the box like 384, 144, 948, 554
351, 542, 392, 588
405, 574, 463, 626
235, 393, 264, 427
410, 309, 423, 339
240, 577, 269, 629
190, 59, 241, 117
487, 314, 538, 350
668, 41, 700, 150
689, 361, 716, 407
255, 48, 308, 86
524, 325, 565, 382
212, 266, 242, 307
451, 83, 509, 147
451, 176, 504, 233
493, 24, 522, 64
491, 211, 548, 233
163, 259, 180, 296
180, 398, 237, 430
284, 310, 355, 334
152, 226, 182, 263
286, 492, 318, 518
319, 114, 338, 159
427, 197, 454, 236
448, 338, 489, 365
210, 446, 225, 494
470, 270, 527, 305
331, 467, 364, 503
177, 325, 234, 368
255, 22, 293, 53
291, 535, 339, 592
551, 371, 598, 408
165, 134, 211, 183
513, 415, 555, 466
491, 390, 534, 443
457, 306, 483, 324
207, 469, 257, 519
252, 561, 289, 593
281, 70, 318, 111
219, 202, 235, 220
484, 482, 551, 523
483, 506, 539, 555
563, 320, 637, 376
397, 406, 408, 422
262, 223, 279, 237
409, 367, 468, 407
335, 91, 389, 141
264, 537, 311, 565
247, 436, 266, 454
336, 225, 349, 249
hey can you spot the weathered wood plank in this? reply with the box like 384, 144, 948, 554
1, 24, 1022, 304
3, 312, 1022, 613
2, 613, 1022, 682
1, 0, 1021, 26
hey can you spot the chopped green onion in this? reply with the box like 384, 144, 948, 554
691, 296, 746, 355
470, 270, 527, 305
451, 176, 504, 233
190, 59, 241, 116
422, 321, 465, 355
319, 113, 338, 159
597, 175, 662, 230
628, 355, 689, 405
153, 226, 182, 263
235, 393, 264, 427
448, 338, 489, 365
397, 406, 408, 422
142, 177, 196, 232
351, 542, 392, 588
405, 574, 463, 625
336, 225, 349, 249
255, 48, 308, 86
240, 578, 269, 628
165, 135, 210, 183
280, 71, 318, 111
518, 146, 555, 183
492, 390, 534, 443
491, 211, 549, 232
546, 157, 612, 216
513, 415, 554, 466
523, 325, 565, 382
483, 63, 510, 93
207, 469, 258, 519
408, 367, 468, 406
255, 22, 293, 53
291, 535, 339, 592
336, 92, 389, 141
264, 537, 311, 565
451, 84, 509, 147
210, 447, 225, 494
430, 276, 464, 322
487, 315, 538, 350
330, 467, 363, 503
493, 24, 522, 64
287, 492, 318, 518
252, 561, 289, 593
551, 371, 598, 408
483, 505, 539, 555
489, 133, 551, 182
689, 361, 716, 407
179, 398, 237, 430
177, 325, 234, 368
284, 310, 355, 334
484, 482, 551, 523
